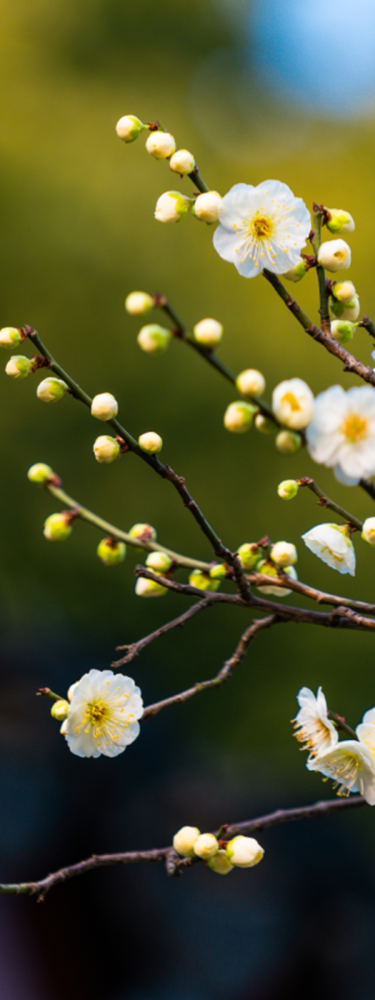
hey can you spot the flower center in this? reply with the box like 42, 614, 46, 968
85, 698, 109, 724
341, 413, 367, 444
249, 214, 273, 239
281, 392, 300, 412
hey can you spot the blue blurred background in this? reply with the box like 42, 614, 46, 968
2, 0, 375, 996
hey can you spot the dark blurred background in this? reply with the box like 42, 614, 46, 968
2, 0, 375, 996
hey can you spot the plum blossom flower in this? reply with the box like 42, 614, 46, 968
213, 180, 311, 278
293, 686, 338, 760
302, 523, 355, 576
272, 378, 314, 430
306, 741, 375, 804
61, 669, 143, 758
306, 385, 375, 480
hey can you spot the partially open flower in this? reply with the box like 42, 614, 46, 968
272, 378, 314, 430
293, 686, 338, 760
317, 240, 351, 272
115, 115, 146, 143
146, 131, 176, 159
302, 523, 355, 576
225, 836, 264, 868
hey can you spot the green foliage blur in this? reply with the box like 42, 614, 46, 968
1, 0, 375, 783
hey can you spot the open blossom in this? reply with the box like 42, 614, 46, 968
307, 741, 375, 804
302, 523, 355, 576
293, 686, 338, 760
61, 669, 143, 758
306, 385, 375, 480
213, 180, 311, 278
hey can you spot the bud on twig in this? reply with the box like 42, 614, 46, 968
128, 523, 157, 545
317, 240, 351, 272
27, 462, 56, 485
275, 430, 302, 454
91, 393, 119, 421
115, 115, 146, 143
125, 291, 154, 316
193, 318, 223, 348
192, 192, 222, 223
173, 826, 201, 857
36, 377, 68, 403
93, 436, 121, 463
50, 699, 69, 721
43, 512, 73, 541
146, 131, 176, 159
236, 369, 266, 397
155, 191, 192, 223
271, 541, 297, 567
193, 834, 219, 859
277, 479, 299, 500
237, 543, 262, 570
0, 327, 22, 349
137, 324, 171, 353
97, 538, 126, 565
145, 551, 173, 573
361, 518, 375, 545
169, 149, 195, 174
138, 431, 163, 454
5, 355, 34, 379
325, 208, 355, 234
330, 319, 358, 344
188, 570, 220, 592
224, 401, 257, 433
208, 850, 234, 875
225, 835, 264, 868
135, 576, 167, 597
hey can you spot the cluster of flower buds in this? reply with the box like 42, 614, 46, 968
188, 569, 220, 592
330, 280, 360, 323
237, 538, 298, 596
224, 376, 314, 443
135, 550, 173, 598
172, 826, 264, 875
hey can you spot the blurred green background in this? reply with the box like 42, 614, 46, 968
1, 1, 375, 997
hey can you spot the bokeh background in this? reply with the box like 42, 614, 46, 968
2, 0, 375, 996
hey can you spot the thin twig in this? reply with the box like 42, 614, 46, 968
327, 709, 357, 740
297, 477, 363, 531
112, 597, 214, 666
359, 478, 375, 502
310, 206, 331, 335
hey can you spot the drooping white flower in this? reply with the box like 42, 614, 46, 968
293, 686, 338, 759
302, 523, 355, 576
306, 385, 375, 480
213, 180, 311, 278
306, 740, 375, 804
272, 378, 314, 430
62, 669, 143, 758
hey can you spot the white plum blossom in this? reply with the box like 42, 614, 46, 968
213, 180, 311, 278
306, 740, 375, 804
62, 669, 143, 758
317, 240, 351, 272
306, 385, 375, 480
362, 518, 375, 544
272, 378, 315, 430
293, 686, 338, 760
302, 523, 355, 576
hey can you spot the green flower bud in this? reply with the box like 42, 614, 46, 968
91, 393, 118, 421
188, 569, 220, 592
224, 401, 257, 433
154, 191, 192, 223
145, 551, 173, 573
5, 355, 34, 379
275, 430, 302, 454
325, 208, 355, 234
209, 562, 229, 580
93, 435, 120, 463
135, 576, 167, 597
43, 512, 73, 541
208, 850, 234, 875
51, 699, 69, 721
138, 431, 163, 454
330, 296, 360, 322
0, 327, 22, 349
254, 413, 275, 434
27, 463, 55, 485
36, 377, 68, 403
330, 319, 357, 344
282, 260, 309, 282
237, 543, 262, 570
225, 835, 264, 868
169, 149, 195, 174
146, 131, 176, 159
97, 537, 126, 565
173, 826, 201, 857
277, 479, 299, 500
125, 291, 154, 316
115, 115, 146, 143
128, 523, 157, 545
193, 318, 223, 348
193, 834, 219, 859
137, 324, 171, 354
236, 369, 266, 397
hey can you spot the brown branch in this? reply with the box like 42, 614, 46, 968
112, 597, 214, 667
297, 477, 362, 531
249, 570, 375, 617
360, 478, 375, 502
1, 795, 366, 900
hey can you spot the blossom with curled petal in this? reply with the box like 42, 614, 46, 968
293, 686, 338, 760
302, 523, 355, 576
306, 741, 375, 804
306, 385, 375, 480
61, 669, 143, 758
213, 180, 311, 278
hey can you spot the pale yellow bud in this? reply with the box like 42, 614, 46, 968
224, 401, 257, 433
137, 324, 171, 354
115, 115, 146, 142
125, 291, 154, 316
208, 850, 234, 875
169, 149, 195, 174
193, 318, 223, 348
236, 369, 266, 397
155, 191, 192, 223
146, 131, 176, 159
330, 296, 360, 322
192, 191, 222, 223
91, 393, 118, 421
188, 570, 220, 592
145, 551, 173, 573
193, 833, 219, 860
275, 430, 302, 454
173, 826, 201, 857
271, 540, 297, 567
277, 479, 299, 500
51, 699, 69, 721
361, 518, 375, 545
138, 431, 163, 454
36, 377, 68, 403
0, 327, 22, 349
318, 240, 351, 272
226, 835, 264, 868
93, 435, 120, 463
5, 355, 33, 378
332, 280, 356, 303
135, 576, 167, 597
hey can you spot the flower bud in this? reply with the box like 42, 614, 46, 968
237, 543, 262, 570
173, 825, 201, 857
272, 378, 314, 430
137, 324, 171, 354
128, 523, 157, 544
5, 355, 34, 379
138, 431, 163, 454
51, 699, 69, 721
277, 479, 299, 500
209, 562, 229, 580
331, 280, 356, 303
188, 569, 220, 592
330, 319, 357, 344
0, 327, 22, 349
67, 681, 79, 702
192, 191, 222, 223
135, 575, 167, 597
91, 392, 118, 421
125, 291, 154, 316
155, 191, 192, 223
254, 413, 275, 434
275, 430, 302, 454
116, 115, 146, 142
317, 240, 351, 272
271, 540, 297, 567
224, 401, 257, 433
169, 149, 195, 174
43, 512, 73, 541
193, 318, 223, 348
282, 260, 309, 282
361, 517, 375, 545
255, 560, 297, 596
193, 833, 219, 860
145, 551, 173, 573
330, 295, 360, 322
225, 835, 264, 869
236, 368, 266, 397
97, 537, 126, 565
36, 377, 68, 403
93, 435, 120, 463
27, 462, 55, 485
325, 208, 355, 235
146, 131, 176, 159
208, 850, 234, 875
